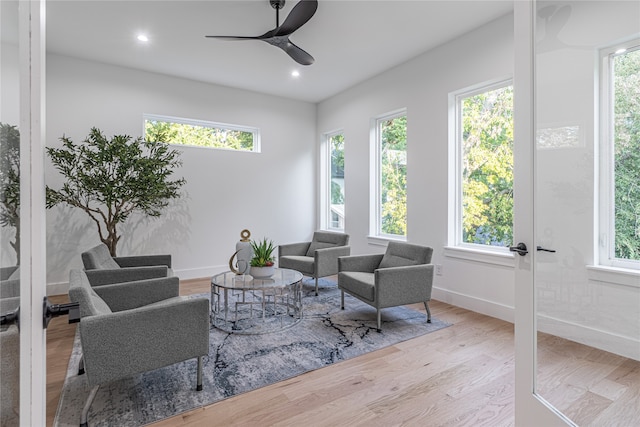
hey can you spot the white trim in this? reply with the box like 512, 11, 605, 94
443, 245, 516, 268
432, 287, 514, 323
597, 40, 640, 270
448, 77, 514, 249
586, 265, 640, 288
19, 0, 47, 424
537, 314, 640, 361
143, 113, 260, 152
366, 234, 406, 247
370, 108, 407, 239
321, 129, 345, 232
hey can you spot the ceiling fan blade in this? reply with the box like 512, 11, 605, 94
275, 0, 318, 36
281, 40, 315, 65
205, 35, 263, 40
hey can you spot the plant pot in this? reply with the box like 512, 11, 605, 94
250, 265, 275, 279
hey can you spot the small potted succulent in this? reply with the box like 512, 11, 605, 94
249, 237, 276, 278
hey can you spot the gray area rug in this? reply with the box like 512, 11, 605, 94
54, 277, 451, 426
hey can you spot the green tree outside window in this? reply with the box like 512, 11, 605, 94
461, 85, 514, 247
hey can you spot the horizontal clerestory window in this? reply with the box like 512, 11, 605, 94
144, 114, 259, 152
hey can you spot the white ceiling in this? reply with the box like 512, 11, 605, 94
45, 0, 513, 103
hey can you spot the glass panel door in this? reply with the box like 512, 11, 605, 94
1, 1, 21, 425
534, 1, 640, 425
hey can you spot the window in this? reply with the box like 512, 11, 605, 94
452, 81, 513, 249
144, 114, 259, 152
599, 41, 640, 269
373, 110, 407, 239
324, 131, 345, 231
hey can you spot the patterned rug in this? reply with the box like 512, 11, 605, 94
54, 277, 451, 426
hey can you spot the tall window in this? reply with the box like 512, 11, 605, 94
374, 110, 407, 238
144, 114, 259, 152
454, 81, 513, 248
326, 131, 345, 230
600, 42, 640, 268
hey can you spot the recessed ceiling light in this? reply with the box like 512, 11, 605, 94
291, 70, 300, 78
615, 48, 627, 55
137, 34, 149, 42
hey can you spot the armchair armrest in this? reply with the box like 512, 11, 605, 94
278, 242, 311, 257
84, 266, 169, 286
79, 296, 209, 386
338, 254, 384, 273
114, 254, 172, 268
375, 264, 434, 307
315, 246, 351, 277
92, 276, 180, 312
0, 266, 18, 281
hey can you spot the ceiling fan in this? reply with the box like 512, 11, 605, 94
205, 0, 318, 66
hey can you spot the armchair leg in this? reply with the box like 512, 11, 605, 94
80, 385, 100, 427
424, 301, 432, 323
196, 356, 204, 391
376, 309, 382, 333
315, 277, 319, 296
340, 290, 345, 309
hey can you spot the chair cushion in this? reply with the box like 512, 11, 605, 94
83, 244, 120, 270
279, 255, 315, 276
306, 231, 349, 257
338, 271, 375, 301
68, 270, 113, 317
379, 241, 432, 269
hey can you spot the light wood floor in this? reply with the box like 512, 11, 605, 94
45, 278, 640, 427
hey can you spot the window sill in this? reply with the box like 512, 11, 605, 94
586, 265, 640, 288
367, 235, 407, 247
444, 245, 515, 268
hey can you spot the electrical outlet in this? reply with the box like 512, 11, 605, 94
435, 264, 443, 276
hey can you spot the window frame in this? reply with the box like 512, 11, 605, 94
370, 108, 408, 241
143, 113, 260, 152
598, 39, 640, 271
448, 78, 514, 255
322, 129, 345, 232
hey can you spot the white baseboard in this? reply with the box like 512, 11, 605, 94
432, 286, 515, 323
173, 265, 227, 280
432, 286, 639, 361
538, 314, 640, 361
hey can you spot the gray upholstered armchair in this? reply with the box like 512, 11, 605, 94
68, 269, 209, 427
0, 266, 20, 299
278, 231, 350, 295
81, 243, 172, 285
338, 241, 434, 331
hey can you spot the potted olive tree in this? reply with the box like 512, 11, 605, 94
46, 127, 186, 256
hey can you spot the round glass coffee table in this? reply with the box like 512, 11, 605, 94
210, 268, 303, 334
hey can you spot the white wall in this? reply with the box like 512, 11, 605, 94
45, 54, 317, 290
317, 14, 516, 321
317, 8, 640, 361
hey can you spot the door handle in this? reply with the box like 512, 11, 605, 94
536, 246, 556, 253
509, 242, 529, 256
43, 297, 80, 329
0, 307, 19, 329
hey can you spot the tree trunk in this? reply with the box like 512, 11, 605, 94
102, 230, 120, 257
